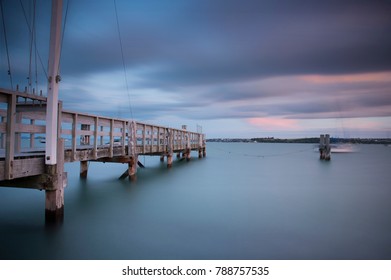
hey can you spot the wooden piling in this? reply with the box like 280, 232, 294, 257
45, 139, 66, 225
167, 153, 173, 168
129, 155, 137, 181
319, 134, 331, 160
80, 161, 88, 178
185, 148, 191, 161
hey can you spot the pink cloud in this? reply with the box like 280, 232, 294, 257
247, 117, 299, 130
299, 71, 391, 84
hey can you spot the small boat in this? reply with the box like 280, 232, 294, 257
330, 143, 356, 153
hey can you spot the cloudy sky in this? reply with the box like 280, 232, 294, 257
1, 0, 391, 138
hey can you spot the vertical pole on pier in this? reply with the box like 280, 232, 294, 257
127, 121, 138, 180
167, 128, 173, 168
5, 94, 16, 180
45, 0, 62, 165
185, 132, 191, 161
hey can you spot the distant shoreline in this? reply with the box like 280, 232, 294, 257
207, 137, 391, 145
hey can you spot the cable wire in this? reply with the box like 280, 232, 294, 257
114, 0, 134, 120
0, 0, 14, 89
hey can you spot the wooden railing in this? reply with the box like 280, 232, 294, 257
0, 87, 205, 181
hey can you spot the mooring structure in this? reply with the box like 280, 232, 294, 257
319, 134, 331, 160
0, 0, 205, 224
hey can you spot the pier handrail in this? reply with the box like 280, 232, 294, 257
0, 88, 205, 181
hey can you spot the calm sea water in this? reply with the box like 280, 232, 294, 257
1, 143, 390, 260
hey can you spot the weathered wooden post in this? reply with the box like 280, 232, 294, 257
185, 132, 191, 161
45, 139, 67, 225
129, 155, 137, 181
319, 134, 331, 160
79, 123, 90, 178
119, 120, 139, 180
80, 161, 88, 178
198, 133, 206, 158
319, 134, 325, 159
167, 128, 173, 168
324, 134, 331, 160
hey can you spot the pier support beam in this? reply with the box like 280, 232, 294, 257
319, 134, 331, 160
129, 156, 137, 181
118, 156, 138, 181
45, 139, 66, 225
45, 180, 64, 225
167, 153, 173, 168
185, 148, 191, 161
80, 161, 88, 178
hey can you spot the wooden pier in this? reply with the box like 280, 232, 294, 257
0, 87, 206, 223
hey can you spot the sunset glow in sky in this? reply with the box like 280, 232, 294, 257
1, 0, 391, 138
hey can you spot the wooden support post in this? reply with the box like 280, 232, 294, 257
15, 112, 22, 154
129, 155, 137, 181
45, 139, 66, 225
5, 94, 16, 180
319, 134, 331, 160
324, 134, 331, 160
177, 152, 181, 159
80, 161, 88, 178
198, 148, 203, 158
167, 153, 173, 168
109, 119, 114, 157
143, 124, 146, 154
93, 117, 98, 159
0, 116, 5, 149
157, 127, 161, 152
30, 119, 35, 148
122, 121, 126, 155
186, 148, 191, 161
100, 125, 104, 146
319, 134, 325, 159
71, 114, 77, 161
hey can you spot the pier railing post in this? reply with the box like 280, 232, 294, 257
5, 94, 16, 180
167, 128, 174, 168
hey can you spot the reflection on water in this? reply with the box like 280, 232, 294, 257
1, 143, 391, 259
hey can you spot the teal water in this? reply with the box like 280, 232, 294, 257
1, 143, 391, 259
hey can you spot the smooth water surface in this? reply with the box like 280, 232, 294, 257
1, 143, 390, 259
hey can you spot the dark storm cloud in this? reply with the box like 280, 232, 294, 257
2, 0, 391, 85
11, 0, 386, 84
